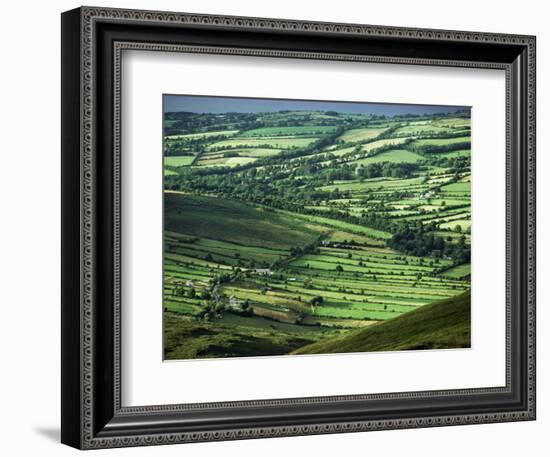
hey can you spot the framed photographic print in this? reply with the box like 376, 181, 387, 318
61, 6, 536, 449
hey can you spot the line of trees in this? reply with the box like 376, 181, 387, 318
408, 140, 471, 155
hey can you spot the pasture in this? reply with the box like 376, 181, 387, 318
338, 127, 388, 143
360, 137, 410, 152
165, 155, 196, 167
165, 193, 324, 250
196, 156, 257, 167
354, 149, 423, 165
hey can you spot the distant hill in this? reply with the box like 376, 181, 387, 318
292, 291, 470, 355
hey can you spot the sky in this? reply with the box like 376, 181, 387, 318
164, 94, 469, 116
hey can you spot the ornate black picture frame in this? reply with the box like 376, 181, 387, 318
61, 6, 536, 449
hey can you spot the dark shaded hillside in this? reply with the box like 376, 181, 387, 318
292, 290, 470, 354
165, 192, 324, 250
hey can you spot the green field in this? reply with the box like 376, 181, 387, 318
163, 99, 471, 359
165, 193, 323, 249
165, 155, 196, 167
293, 291, 471, 354
193, 147, 285, 168
354, 149, 424, 165
361, 137, 410, 152
196, 156, 257, 167
338, 127, 388, 143
436, 149, 471, 159
441, 263, 471, 279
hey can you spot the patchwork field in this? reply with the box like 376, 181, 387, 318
163, 101, 472, 359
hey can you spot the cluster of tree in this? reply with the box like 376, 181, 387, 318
208, 141, 282, 152
357, 162, 420, 179
164, 138, 195, 157
424, 155, 470, 172
257, 111, 347, 127
388, 222, 470, 263
164, 111, 259, 136
323, 164, 356, 181
373, 124, 402, 140
408, 140, 471, 155
310, 296, 324, 306
289, 156, 421, 183
165, 133, 233, 153
289, 239, 323, 258
226, 299, 253, 317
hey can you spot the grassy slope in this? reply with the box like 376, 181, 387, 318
164, 312, 335, 360
165, 192, 326, 249
292, 290, 470, 354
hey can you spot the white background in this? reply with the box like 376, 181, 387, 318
0, 0, 546, 456
123, 51, 506, 405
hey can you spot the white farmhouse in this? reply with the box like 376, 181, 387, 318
228, 295, 240, 309
252, 268, 273, 276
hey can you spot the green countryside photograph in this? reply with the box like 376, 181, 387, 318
162, 95, 472, 360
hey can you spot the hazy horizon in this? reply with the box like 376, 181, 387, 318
164, 94, 470, 117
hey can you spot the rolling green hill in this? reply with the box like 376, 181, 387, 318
292, 290, 470, 354
165, 192, 326, 249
